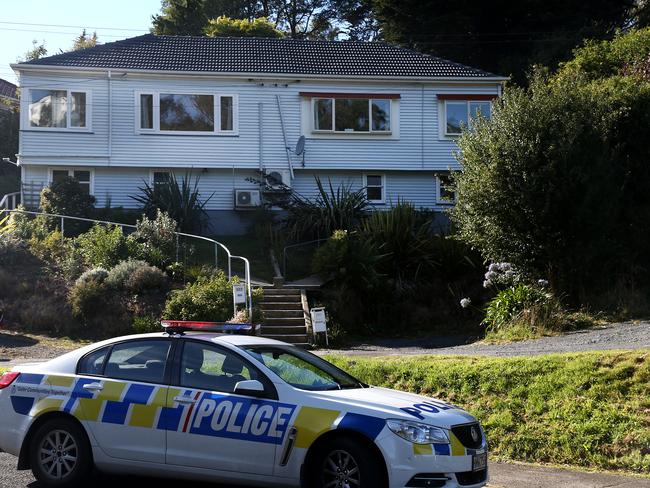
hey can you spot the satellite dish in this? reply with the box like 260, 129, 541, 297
295, 136, 305, 156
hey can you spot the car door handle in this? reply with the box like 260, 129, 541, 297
82, 382, 103, 392
174, 395, 197, 405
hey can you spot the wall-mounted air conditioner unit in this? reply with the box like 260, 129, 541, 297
235, 189, 262, 209
265, 170, 291, 190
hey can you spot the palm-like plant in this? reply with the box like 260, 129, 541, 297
131, 172, 213, 233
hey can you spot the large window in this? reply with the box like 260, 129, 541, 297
28, 89, 89, 130
445, 100, 491, 135
104, 340, 171, 384
314, 97, 391, 133
50, 168, 93, 194
137, 92, 236, 134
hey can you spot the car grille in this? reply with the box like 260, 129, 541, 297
405, 473, 449, 487
451, 423, 483, 449
455, 469, 488, 486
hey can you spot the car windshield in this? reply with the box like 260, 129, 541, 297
241, 345, 366, 391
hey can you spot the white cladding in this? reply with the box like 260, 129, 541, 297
17, 70, 500, 210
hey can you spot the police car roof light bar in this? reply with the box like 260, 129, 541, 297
161, 320, 254, 335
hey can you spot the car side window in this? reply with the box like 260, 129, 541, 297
180, 342, 257, 394
78, 346, 110, 375
104, 340, 171, 384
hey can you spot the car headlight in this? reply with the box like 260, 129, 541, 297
386, 419, 449, 444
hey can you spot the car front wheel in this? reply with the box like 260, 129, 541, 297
29, 418, 92, 487
313, 437, 385, 488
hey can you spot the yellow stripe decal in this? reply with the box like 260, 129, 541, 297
130, 388, 167, 428
34, 398, 64, 415
450, 432, 466, 456
413, 443, 433, 456
293, 407, 340, 449
48, 376, 75, 388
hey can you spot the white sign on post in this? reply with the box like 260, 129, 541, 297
310, 307, 329, 346
233, 284, 247, 304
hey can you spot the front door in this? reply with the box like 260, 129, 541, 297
75, 339, 171, 463
165, 341, 295, 476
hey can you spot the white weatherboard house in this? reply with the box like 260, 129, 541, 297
10, 35, 506, 234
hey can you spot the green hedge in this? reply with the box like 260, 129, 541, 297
327, 351, 650, 474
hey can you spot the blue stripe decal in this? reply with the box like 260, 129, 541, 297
434, 444, 451, 456
102, 401, 131, 424
11, 396, 35, 415
63, 378, 95, 413
19, 374, 45, 385
123, 384, 155, 404
337, 413, 385, 440
158, 405, 185, 431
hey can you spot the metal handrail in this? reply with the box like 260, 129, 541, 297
0, 192, 20, 210
0, 208, 253, 321
283, 238, 328, 277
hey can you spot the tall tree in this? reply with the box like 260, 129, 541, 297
205, 16, 283, 37
373, 0, 637, 83
152, 0, 209, 35
71, 29, 99, 51
20, 40, 47, 62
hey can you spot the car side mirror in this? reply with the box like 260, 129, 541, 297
234, 379, 266, 397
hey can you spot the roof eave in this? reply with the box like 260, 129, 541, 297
11, 63, 509, 83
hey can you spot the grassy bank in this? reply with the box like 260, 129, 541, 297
328, 351, 650, 474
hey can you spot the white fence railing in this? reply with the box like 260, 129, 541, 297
0, 192, 20, 211
0, 208, 253, 321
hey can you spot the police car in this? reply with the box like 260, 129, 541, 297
0, 322, 488, 488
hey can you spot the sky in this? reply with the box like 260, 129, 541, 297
0, 0, 162, 83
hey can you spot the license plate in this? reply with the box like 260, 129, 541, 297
472, 450, 487, 471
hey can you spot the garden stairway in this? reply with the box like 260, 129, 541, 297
259, 288, 310, 346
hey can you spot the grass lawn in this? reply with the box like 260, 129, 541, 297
328, 350, 650, 475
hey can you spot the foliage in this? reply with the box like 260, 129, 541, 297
105, 259, 151, 289
483, 284, 556, 331
373, 0, 637, 83
21, 40, 47, 61
75, 225, 129, 268
75, 267, 109, 286
205, 16, 283, 37
132, 315, 161, 334
127, 210, 177, 268
0, 113, 19, 175
28, 230, 67, 262
151, 0, 376, 40
0, 235, 27, 265
39, 177, 96, 234
71, 29, 98, 51
451, 64, 650, 303
124, 264, 168, 293
68, 280, 108, 320
328, 351, 650, 473
281, 177, 370, 241
163, 271, 238, 322
131, 173, 211, 233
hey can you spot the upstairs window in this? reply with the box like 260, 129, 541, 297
313, 97, 392, 133
137, 92, 236, 134
28, 89, 89, 130
444, 100, 492, 136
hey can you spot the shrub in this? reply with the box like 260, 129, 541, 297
132, 315, 161, 334
131, 173, 212, 233
75, 224, 129, 268
39, 177, 95, 235
127, 210, 177, 268
163, 271, 237, 322
483, 283, 557, 332
0, 235, 27, 265
125, 264, 168, 293
69, 280, 107, 319
105, 259, 150, 289
75, 267, 109, 286
280, 177, 371, 241
28, 230, 67, 262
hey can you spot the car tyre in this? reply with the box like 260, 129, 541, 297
310, 436, 385, 488
29, 417, 93, 487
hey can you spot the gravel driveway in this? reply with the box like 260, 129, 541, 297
319, 321, 650, 357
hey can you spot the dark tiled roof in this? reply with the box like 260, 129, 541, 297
0, 78, 17, 99
21, 34, 500, 78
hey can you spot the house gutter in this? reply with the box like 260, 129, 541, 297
258, 102, 264, 172
107, 70, 112, 164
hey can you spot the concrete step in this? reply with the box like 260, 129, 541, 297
261, 325, 308, 335
263, 334, 309, 344
262, 309, 304, 319
259, 302, 303, 311
263, 288, 302, 296
263, 317, 306, 326
261, 296, 302, 304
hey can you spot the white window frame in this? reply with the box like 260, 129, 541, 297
149, 169, 172, 186
135, 91, 238, 136
24, 88, 92, 132
364, 173, 386, 204
47, 168, 95, 195
436, 174, 456, 205
443, 100, 492, 137
312, 97, 393, 134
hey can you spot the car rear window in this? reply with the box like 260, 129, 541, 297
78, 346, 110, 376
104, 340, 171, 384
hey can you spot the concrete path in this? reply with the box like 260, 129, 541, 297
489, 461, 650, 488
